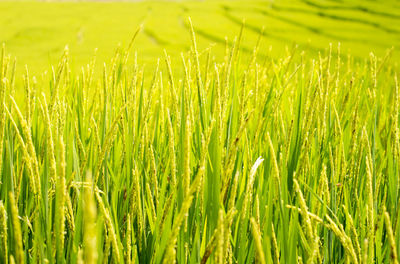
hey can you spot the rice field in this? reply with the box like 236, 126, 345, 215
0, 0, 400, 264
1, 0, 399, 75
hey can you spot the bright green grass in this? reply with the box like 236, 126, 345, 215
0, 0, 399, 77
0, 1, 400, 263
0, 19, 399, 263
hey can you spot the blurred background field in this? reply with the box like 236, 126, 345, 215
0, 0, 399, 77
1, 1, 400, 263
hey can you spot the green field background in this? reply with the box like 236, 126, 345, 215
0, 0, 399, 76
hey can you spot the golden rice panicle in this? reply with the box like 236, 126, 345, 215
267, 132, 281, 189
383, 209, 399, 264
183, 114, 191, 199
325, 215, 358, 264
55, 136, 66, 262
196, 119, 215, 211
83, 173, 98, 264
126, 213, 132, 264
223, 208, 236, 262
293, 179, 319, 263
164, 51, 178, 120
132, 166, 143, 252
163, 50, 175, 94
200, 231, 216, 264
334, 43, 341, 97
393, 74, 400, 161
221, 113, 252, 198
103, 231, 111, 264
238, 70, 247, 126
342, 205, 361, 262
140, 122, 147, 164
0, 201, 8, 264
0, 77, 6, 178
271, 223, 280, 264
159, 193, 174, 238
215, 209, 225, 264
360, 238, 367, 264
163, 171, 202, 264
74, 120, 86, 163
213, 64, 222, 136
90, 116, 101, 155
321, 165, 330, 205
91, 116, 102, 155
315, 165, 330, 214
188, 17, 203, 90
23, 65, 31, 126
32, 211, 42, 264
65, 194, 75, 235
149, 146, 159, 207
201, 208, 237, 264
163, 194, 194, 264
242, 157, 264, 220
369, 52, 377, 94
255, 195, 260, 227
9, 97, 41, 210
10, 96, 40, 181
145, 182, 156, 226
4, 105, 37, 198
42, 95, 57, 186
250, 217, 266, 264
228, 171, 239, 211
57, 100, 67, 137
158, 72, 166, 141
95, 191, 121, 263
94, 105, 124, 184
9, 192, 23, 264
167, 109, 177, 189
365, 154, 374, 263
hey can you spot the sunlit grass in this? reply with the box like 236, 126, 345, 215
0, 16, 399, 263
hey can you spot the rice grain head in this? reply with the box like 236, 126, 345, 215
0, 201, 8, 264
9, 192, 23, 264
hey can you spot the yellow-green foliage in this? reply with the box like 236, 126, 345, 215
0, 23, 399, 264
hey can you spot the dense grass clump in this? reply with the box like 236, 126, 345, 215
0, 25, 399, 264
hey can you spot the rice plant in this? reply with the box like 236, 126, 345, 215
0, 22, 399, 264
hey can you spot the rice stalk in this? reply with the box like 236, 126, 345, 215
325, 215, 358, 264
55, 135, 66, 263
95, 191, 121, 263
0, 201, 8, 264
294, 179, 319, 264
271, 223, 280, 264
250, 217, 266, 264
383, 209, 398, 264
9, 192, 23, 264
241, 157, 264, 220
